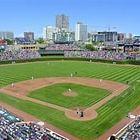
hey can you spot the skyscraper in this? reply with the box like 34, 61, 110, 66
56, 14, 69, 31
98, 31, 118, 42
43, 26, 55, 40
53, 30, 75, 43
24, 32, 34, 41
75, 22, 88, 42
0, 31, 14, 40
43, 27, 47, 40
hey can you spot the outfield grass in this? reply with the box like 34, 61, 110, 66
28, 83, 110, 108
0, 61, 140, 140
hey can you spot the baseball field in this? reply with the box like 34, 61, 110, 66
0, 61, 140, 140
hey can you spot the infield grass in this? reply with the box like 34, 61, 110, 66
28, 83, 110, 108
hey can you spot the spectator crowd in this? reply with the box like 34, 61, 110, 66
0, 107, 68, 140
45, 44, 82, 51
0, 49, 41, 61
64, 51, 140, 61
0, 44, 139, 61
117, 116, 140, 140
44, 44, 140, 61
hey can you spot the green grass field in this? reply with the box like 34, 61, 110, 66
0, 61, 140, 140
28, 83, 110, 108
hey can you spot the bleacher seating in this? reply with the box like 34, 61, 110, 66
0, 49, 41, 61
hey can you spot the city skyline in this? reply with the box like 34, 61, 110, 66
0, 0, 140, 37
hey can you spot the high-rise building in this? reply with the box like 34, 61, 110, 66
0, 31, 14, 40
53, 30, 75, 43
75, 22, 88, 42
24, 32, 34, 41
117, 33, 126, 42
93, 34, 105, 42
56, 14, 69, 30
98, 31, 118, 42
43, 27, 47, 40
43, 26, 55, 40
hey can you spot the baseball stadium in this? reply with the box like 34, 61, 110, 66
0, 45, 140, 140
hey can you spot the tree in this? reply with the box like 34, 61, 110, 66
5, 39, 14, 45
85, 44, 97, 51
36, 38, 45, 44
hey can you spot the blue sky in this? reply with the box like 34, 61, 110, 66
0, 0, 140, 37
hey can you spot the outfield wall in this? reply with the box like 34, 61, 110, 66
0, 57, 140, 65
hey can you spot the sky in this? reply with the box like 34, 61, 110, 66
0, 0, 140, 38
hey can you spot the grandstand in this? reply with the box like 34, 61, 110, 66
0, 49, 40, 61
0, 107, 68, 140
39, 44, 83, 56
118, 39, 140, 52
64, 50, 140, 60
0, 44, 140, 61
37, 44, 140, 60
110, 116, 140, 140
